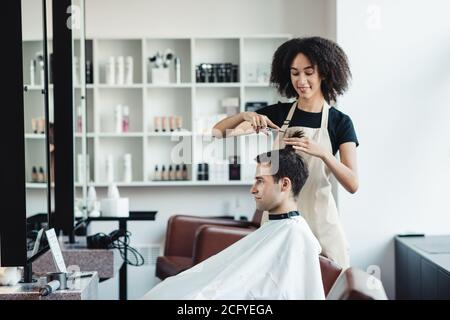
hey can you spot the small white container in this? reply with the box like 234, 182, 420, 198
151, 68, 170, 84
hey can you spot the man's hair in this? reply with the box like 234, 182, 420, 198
255, 131, 309, 199
270, 36, 351, 104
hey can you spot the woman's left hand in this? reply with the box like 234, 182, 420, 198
283, 136, 327, 159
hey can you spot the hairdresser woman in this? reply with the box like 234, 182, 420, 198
212, 37, 358, 268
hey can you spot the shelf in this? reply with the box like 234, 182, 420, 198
243, 82, 271, 87
26, 183, 47, 189
97, 132, 144, 138
97, 84, 144, 89
195, 83, 240, 88
75, 133, 95, 138
25, 133, 45, 139
146, 83, 192, 88
24, 84, 53, 91
147, 131, 192, 137
74, 181, 253, 187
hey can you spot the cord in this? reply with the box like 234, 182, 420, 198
110, 231, 145, 267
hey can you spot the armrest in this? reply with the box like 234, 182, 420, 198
326, 267, 388, 300
164, 215, 255, 257
192, 225, 255, 264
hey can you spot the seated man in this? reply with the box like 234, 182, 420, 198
142, 144, 324, 300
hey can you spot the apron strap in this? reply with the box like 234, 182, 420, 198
280, 101, 297, 136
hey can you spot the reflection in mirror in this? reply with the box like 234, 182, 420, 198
21, 0, 52, 260
72, 0, 90, 220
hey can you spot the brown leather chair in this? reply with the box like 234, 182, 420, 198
155, 211, 263, 280
155, 214, 388, 299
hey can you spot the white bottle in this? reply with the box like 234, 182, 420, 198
114, 104, 122, 133
106, 56, 115, 85
76, 106, 82, 133
175, 57, 181, 84
77, 154, 86, 184
30, 59, 35, 86
73, 56, 79, 86
116, 56, 125, 85
233, 197, 242, 221
87, 184, 100, 218
122, 105, 130, 132
40, 61, 45, 87
125, 56, 133, 85
123, 153, 132, 183
106, 154, 114, 183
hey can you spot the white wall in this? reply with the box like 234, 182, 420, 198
336, 0, 450, 299
85, 0, 329, 38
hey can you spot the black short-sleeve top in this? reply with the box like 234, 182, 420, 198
256, 102, 359, 155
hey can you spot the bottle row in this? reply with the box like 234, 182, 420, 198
197, 156, 241, 181
105, 56, 134, 85
30, 166, 46, 183
153, 164, 188, 181
153, 116, 184, 132
31, 118, 46, 134
28, 53, 93, 86
195, 63, 239, 83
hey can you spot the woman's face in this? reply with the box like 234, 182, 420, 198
290, 53, 323, 100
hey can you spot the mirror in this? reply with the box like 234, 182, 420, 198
21, 0, 53, 259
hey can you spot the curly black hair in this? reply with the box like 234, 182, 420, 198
270, 37, 351, 104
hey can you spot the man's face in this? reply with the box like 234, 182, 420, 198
250, 163, 283, 212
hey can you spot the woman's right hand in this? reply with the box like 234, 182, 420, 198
242, 112, 280, 134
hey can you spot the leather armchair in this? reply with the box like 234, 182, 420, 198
155, 211, 262, 280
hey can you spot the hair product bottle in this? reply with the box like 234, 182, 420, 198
175, 164, 182, 180
175, 116, 182, 131
122, 105, 130, 132
182, 164, 188, 180
115, 104, 122, 133
106, 154, 114, 183
175, 57, 181, 84
32, 166, 38, 182
77, 106, 83, 133
116, 56, 124, 85
38, 167, 45, 183
153, 165, 160, 181
161, 117, 167, 132
169, 116, 175, 132
161, 165, 167, 181
30, 59, 35, 86
106, 56, 115, 85
154, 117, 161, 132
125, 56, 134, 85
123, 153, 132, 183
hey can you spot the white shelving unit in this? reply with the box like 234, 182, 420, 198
23, 35, 291, 188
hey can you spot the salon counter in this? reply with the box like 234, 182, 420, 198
33, 236, 122, 279
0, 271, 98, 300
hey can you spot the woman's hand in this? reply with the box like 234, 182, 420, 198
242, 112, 280, 134
283, 136, 328, 159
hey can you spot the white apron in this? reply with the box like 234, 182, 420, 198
262, 101, 350, 268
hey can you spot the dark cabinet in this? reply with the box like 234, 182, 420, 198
395, 236, 450, 300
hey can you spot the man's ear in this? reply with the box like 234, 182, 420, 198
280, 177, 291, 194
